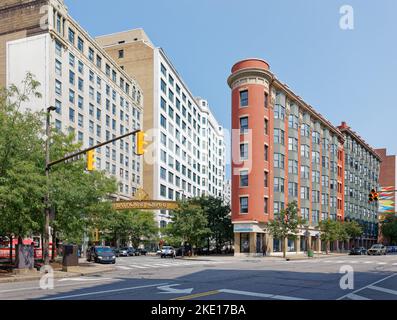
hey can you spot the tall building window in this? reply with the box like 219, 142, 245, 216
289, 114, 299, 129
274, 153, 285, 169
77, 37, 84, 52
301, 186, 309, 200
301, 124, 310, 137
55, 99, 62, 114
264, 118, 269, 135
240, 90, 248, 107
160, 115, 167, 129
240, 143, 248, 160
312, 131, 320, 144
264, 145, 269, 161
161, 79, 167, 93
264, 171, 269, 187
274, 177, 285, 193
240, 170, 248, 187
118, 49, 124, 59
88, 47, 94, 62
288, 160, 298, 174
240, 197, 248, 214
55, 60, 62, 76
288, 182, 298, 197
264, 197, 269, 214
301, 208, 309, 221
160, 185, 167, 197
240, 117, 248, 134
274, 104, 285, 120
264, 93, 268, 109
288, 137, 298, 151
68, 28, 75, 44
301, 165, 310, 179
69, 107, 75, 122
301, 144, 310, 159
274, 129, 285, 145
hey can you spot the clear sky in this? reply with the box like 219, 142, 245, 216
66, 0, 396, 157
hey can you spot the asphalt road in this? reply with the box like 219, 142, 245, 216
0, 254, 396, 300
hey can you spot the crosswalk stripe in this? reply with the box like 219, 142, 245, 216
346, 293, 370, 300
368, 285, 397, 296
128, 264, 148, 269
392, 263, 397, 266
117, 266, 132, 270
364, 261, 373, 264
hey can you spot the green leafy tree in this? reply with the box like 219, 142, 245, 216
0, 73, 46, 252
0, 74, 119, 264
319, 220, 339, 254
344, 221, 363, 246
267, 201, 302, 258
381, 216, 397, 245
192, 196, 233, 253
165, 200, 210, 255
104, 210, 158, 248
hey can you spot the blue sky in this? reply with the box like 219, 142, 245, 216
66, 0, 396, 156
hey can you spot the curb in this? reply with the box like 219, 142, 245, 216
0, 266, 116, 284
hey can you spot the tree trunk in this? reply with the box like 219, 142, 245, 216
326, 241, 329, 255
9, 234, 13, 264
51, 227, 56, 262
283, 237, 287, 258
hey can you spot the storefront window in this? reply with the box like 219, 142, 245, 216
240, 233, 250, 253
273, 238, 281, 252
288, 238, 295, 252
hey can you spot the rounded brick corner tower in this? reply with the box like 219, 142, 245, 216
228, 58, 274, 256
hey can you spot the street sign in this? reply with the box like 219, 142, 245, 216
112, 200, 179, 211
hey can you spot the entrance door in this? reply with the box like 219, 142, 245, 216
256, 234, 262, 254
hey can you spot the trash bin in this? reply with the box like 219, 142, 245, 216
62, 244, 79, 267
307, 250, 314, 258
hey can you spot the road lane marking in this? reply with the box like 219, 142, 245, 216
172, 290, 220, 301
368, 285, 397, 296
337, 273, 397, 300
219, 289, 307, 300
58, 277, 112, 282
346, 293, 370, 300
42, 282, 170, 300
377, 262, 387, 265
128, 264, 148, 269
364, 261, 373, 264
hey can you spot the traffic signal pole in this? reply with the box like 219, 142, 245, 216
43, 128, 143, 266
47, 129, 142, 169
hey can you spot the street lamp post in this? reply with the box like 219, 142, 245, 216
43, 106, 56, 266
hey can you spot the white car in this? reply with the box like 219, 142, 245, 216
367, 244, 387, 255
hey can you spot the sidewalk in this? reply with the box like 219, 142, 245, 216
0, 259, 115, 284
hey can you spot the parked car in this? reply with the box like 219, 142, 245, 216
160, 246, 176, 258
136, 248, 147, 256
115, 247, 129, 257
349, 247, 367, 255
86, 246, 116, 264
367, 244, 387, 256
127, 247, 136, 256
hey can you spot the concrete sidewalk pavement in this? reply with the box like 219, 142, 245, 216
0, 261, 116, 284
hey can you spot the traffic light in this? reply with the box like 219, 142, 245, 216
368, 189, 379, 203
135, 131, 146, 155
86, 150, 95, 171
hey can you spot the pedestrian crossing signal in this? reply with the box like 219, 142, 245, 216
87, 150, 95, 171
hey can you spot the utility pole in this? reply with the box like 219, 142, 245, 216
43, 106, 56, 266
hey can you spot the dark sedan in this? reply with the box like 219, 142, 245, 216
87, 246, 116, 264
349, 247, 367, 255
